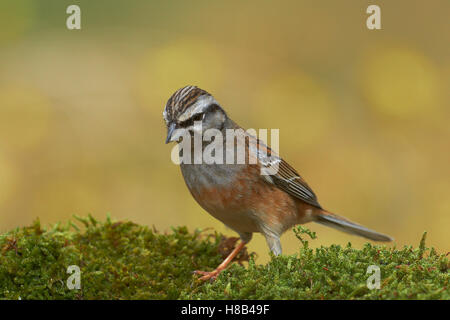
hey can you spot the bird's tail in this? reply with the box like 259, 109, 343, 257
315, 211, 393, 242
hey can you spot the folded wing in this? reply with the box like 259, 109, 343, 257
246, 132, 322, 209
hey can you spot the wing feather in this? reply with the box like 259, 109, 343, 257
246, 132, 322, 209
273, 159, 322, 208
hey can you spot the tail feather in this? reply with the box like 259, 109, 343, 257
315, 212, 393, 242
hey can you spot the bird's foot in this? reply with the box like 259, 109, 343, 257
193, 269, 223, 281
193, 240, 246, 282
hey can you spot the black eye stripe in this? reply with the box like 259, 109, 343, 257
178, 119, 192, 128
178, 113, 202, 128
192, 113, 203, 121
177, 104, 222, 128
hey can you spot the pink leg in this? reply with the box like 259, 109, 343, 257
194, 241, 246, 281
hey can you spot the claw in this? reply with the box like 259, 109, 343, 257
193, 269, 222, 281
193, 241, 247, 282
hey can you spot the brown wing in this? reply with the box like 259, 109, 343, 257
247, 133, 322, 209
271, 158, 322, 209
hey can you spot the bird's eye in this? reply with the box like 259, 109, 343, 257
192, 113, 203, 122
178, 113, 203, 128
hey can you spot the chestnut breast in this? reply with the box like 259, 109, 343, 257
180, 162, 308, 235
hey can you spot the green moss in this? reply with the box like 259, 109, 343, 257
0, 217, 448, 300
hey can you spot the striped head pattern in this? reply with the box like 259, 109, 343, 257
163, 86, 227, 143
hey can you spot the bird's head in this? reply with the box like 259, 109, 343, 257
163, 86, 227, 144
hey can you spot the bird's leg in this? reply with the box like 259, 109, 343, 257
194, 240, 246, 281
262, 230, 282, 256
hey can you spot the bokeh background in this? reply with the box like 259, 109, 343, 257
0, 0, 449, 262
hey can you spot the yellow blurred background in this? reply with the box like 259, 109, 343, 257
0, 1, 449, 262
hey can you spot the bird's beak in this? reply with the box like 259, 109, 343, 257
165, 122, 176, 144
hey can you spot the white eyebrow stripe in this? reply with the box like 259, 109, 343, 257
178, 95, 218, 122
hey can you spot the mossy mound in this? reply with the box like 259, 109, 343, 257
0, 217, 448, 299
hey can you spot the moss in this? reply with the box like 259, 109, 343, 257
0, 217, 448, 300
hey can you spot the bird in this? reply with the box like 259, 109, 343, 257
163, 85, 393, 281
